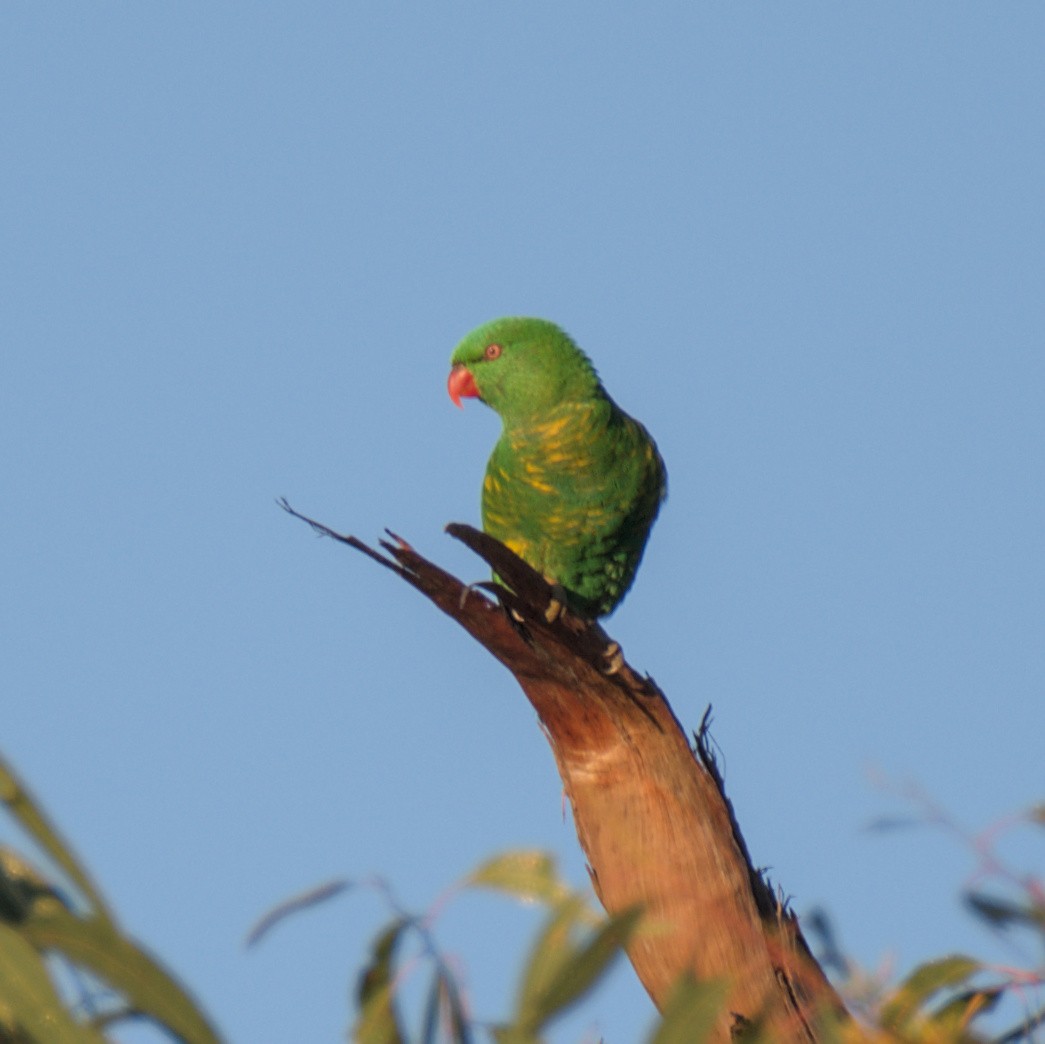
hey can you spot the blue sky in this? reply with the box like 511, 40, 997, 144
2, 5, 1043, 1041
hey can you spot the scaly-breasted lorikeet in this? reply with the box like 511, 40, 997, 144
447, 317, 667, 620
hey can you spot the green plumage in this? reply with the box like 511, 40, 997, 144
449, 317, 666, 618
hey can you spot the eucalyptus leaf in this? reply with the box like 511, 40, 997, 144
647, 975, 727, 1044
20, 908, 221, 1044
0, 923, 106, 1044
513, 899, 639, 1034
245, 878, 350, 947
0, 846, 68, 924
421, 968, 440, 1044
879, 954, 981, 1030
439, 967, 472, 1044
466, 851, 569, 906
966, 891, 1045, 931
930, 985, 1002, 1033
0, 754, 115, 926
528, 905, 640, 1026
513, 896, 588, 1029
353, 918, 411, 1044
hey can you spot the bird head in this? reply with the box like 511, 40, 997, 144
447, 317, 600, 422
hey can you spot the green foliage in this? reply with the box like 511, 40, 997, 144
0, 921, 107, 1044
3, 744, 1041, 1043
498, 897, 641, 1039
332, 852, 635, 1043
320, 849, 737, 1043
466, 851, 570, 906
355, 919, 410, 1044
877, 955, 986, 1037
0, 752, 222, 1044
244, 851, 647, 1042
816, 797, 1045, 1043
646, 975, 728, 1044
964, 893, 1045, 933
330, 809, 1045, 1043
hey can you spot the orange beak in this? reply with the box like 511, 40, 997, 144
447, 365, 480, 408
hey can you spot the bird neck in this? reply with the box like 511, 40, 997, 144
502, 397, 612, 456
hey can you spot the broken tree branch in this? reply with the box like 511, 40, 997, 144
281, 500, 847, 1041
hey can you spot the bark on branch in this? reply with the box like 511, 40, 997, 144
281, 501, 847, 1041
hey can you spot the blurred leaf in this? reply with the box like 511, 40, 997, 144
0, 847, 68, 924
440, 967, 472, 1044
20, 907, 221, 1044
490, 1027, 538, 1044
995, 1004, 1045, 1043
0, 922, 106, 1044
965, 891, 1045, 931
0, 754, 115, 926
1027, 803, 1045, 826
900, 954, 981, 999
513, 895, 586, 1029
354, 918, 410, 1044
466, 851, 569, 906
513, 898, 639, 1033
647, 974, 727, 1044
809, 1005, 853, 1044
421, 969, 440, 1044
530, 905, 640, 1024
931, 985, 1003, 1033
421, 967, 472, 1044
879, 954, 981, 1031
245, 878, 350, 947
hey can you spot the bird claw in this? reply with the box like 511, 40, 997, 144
601, 641, 624, 675
544, 583, 570, 623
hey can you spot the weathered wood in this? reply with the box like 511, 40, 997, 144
281, 502, 846, 1040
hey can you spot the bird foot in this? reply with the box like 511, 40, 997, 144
601, 641, 624, 675
544, 584, 570, 623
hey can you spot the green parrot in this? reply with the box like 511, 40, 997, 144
447, 317, 667, 620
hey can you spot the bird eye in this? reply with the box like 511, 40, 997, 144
484, 343, 502, 360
